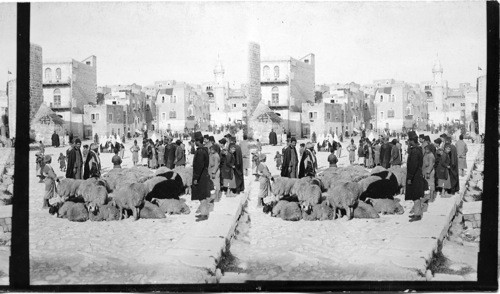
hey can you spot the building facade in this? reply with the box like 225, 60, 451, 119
301, 102, 343, 138
83, 104, 125, 139
42, 55, 97, 139
477, 75, 486, 135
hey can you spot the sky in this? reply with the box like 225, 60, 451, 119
0, 1, 487, 89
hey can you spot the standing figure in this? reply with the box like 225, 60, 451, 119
148, 140, 158, 169
141, 141, 148, 166
208, 145, 221, 202
66, 139, 83, 179
274, 151, 282, 170
445, 141, 460, 194
174, 140, 186, 167
240, 135, 250, 176
436, 147, 451, 198
51, 131, 60, 147
357, 139, 365, 166
269, 129, 277, 146
281, 137, 298, 178
130, 140, 140, 166
422, 144, 436, 202
406, 135, 426, 222
111, 148, 122, 169
221, 147, 236, 197
347, 139, 357, 165
364, 140, 374, 168
455, 134, 468, 177
373, 140, 381, 166
58, 152, 66, 172
389, 139, 402, 167
42, 155, 58, 209
298, 142, 317, 178
191, 132, 212, 221
256, 154, 271, 207
157, 141, 165, 167
83, 143, 101, 179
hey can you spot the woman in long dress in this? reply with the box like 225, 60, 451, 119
130, 140, 140, 166
347, 139, 357, 165
221, 147, 236, 197
364, 140, 374, 168
436, 148, 451, 197
157, 141, 165, 167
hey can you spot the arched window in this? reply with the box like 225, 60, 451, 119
380, 95, 383, 102
56, 68, 61, 80
188, 106, 194, 117
162, 96, 165, 103
45, 68, 52, 80
263, 66, 270, 79
271, 87, 279, 104
274, 66, 280, 79
53, 88, 61, 106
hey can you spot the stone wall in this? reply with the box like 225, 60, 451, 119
30, 44, 44, 121
71, 59, 97, 110
247, 42, 261, 116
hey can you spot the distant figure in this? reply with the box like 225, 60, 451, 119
66, 139, 83, 179
94, 133, 99, 145
406, 135, 425, 222
42, 155, 58, 209
281, 137, 298, 178
51, 131, 60, 147
256, 139, 262, 154
256, 154, 271, 208
240, 135, 250, 176
141, 141, 148, 166
130, 140, 140, 166
274, 151, 282, 170
455, 134, 468, 177
174, 140, 186, 167
39, 141, 45, 155
111, 148, 122, 169
328, 151, 338, 168
269, 129, 278, 146
347, 139, 357, 165
83, 143, 101, 179
58, 152, 66, 172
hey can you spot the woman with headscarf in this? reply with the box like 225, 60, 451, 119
364, 139, 374, 168
83, 143, 102, 179
436, 147, 451, 198
298, 142, 317, 178
148, 139, 158, 169
221, 145, 236, 197
445, 141, 460, 195
157, 140, 165, 167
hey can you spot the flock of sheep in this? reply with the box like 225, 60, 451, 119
49, 166, 195, 222
263, 165, 407, 221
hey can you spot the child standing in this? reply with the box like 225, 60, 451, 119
208, 145, 221, 202
42, 155, 58, 209
274, 151, 282, 170
58, 153, 66, 172
256, 154, 271, 208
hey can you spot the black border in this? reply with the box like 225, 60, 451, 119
10, 1, 499, 292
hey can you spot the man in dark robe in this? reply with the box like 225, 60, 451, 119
164, 137, 172, 167
66, 138, 83, 179
380, 137, 393, 168
83, 143, 101, 179
69, 132, 74, 145
269, 129, 278, 146
51, 131, 60, 147
446, 138, 460, 194
94, 133, 99, 145
406, 135, 425, 222
230, 137, 245, 193
191, 132, 212, 221
167, 139, 177, 169
281, 137, 298, 178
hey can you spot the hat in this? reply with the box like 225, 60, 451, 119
434, 138, 443, 145
407, 131, 417, 140
259, 154, 267, 161
74, 138, 82, 144
418, 134, 425, 139
43, 155, 52, 163
175, 140, 182, 145
90, 143, 99, 150
219, 138, 227, 145
209, 136, 215, 142
194, 131, 203, 141
203, 134, 210, 140
290, 137, 297, 142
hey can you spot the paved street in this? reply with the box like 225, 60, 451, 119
227, 135, 481, 281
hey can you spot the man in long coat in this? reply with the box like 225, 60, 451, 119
298, 142, 317, 178
446, 137, 460, 194
83, 143, 101, 179
380, 137, 393, 168
269, 129, 278, 146
66, 138, 83, 179
230, 137, 245, 194
192, 132, 212, 221
281, 137, 298, 178
406, 135, 426, 222
51, 131, 60, 147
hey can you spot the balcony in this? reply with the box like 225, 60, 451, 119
261, 78, 288, 85
43, 78, 71, 86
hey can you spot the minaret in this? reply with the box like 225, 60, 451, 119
213, 55, 226, 111
432, 55, 444, 111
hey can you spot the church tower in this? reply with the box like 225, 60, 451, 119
432, 55, 444, 111
213, 56, 226, 111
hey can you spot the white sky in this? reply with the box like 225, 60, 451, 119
0, 1, 487, 89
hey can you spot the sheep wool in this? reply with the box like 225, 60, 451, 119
139, 201, 166, 219
326, 182, 362, 220
58, 202, 89, 222
156, 199, 191, 215
353, 201, 380, 219
113, 182, 148, 220
366, 198, 405, 215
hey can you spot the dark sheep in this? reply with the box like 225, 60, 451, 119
145, 175, 184, 202
359, 172, 399, 201
139, 201, 167, 219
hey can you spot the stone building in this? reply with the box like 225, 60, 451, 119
103, 87, 147, 135
323, 82, 364, 133
42, 55, 97, 139
260, 53, 315, 138
32, 103, 64, 145
301, 102, 343, 138
249, 102, 283, 144
156, 84, 210, 132
0, 91, 7, 138
83, 104, 125, 139
8, 43, 43, 138
477, 75, 486, 135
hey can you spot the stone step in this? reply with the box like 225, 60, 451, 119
461, 201, 482, 215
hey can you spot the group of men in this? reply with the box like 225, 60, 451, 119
280, 137, 318, 179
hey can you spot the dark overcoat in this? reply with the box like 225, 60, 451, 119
448, 145, 460, 194
191, 146, 212, 201
405, 145, 425, 201
66, 147, 83, 179
233, 145, 245, 193
280, 146, 298, 177
269, 131, 277, 145
51, 133, 60, 147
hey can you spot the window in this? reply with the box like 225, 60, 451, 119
390, 95, 395, 102
45, 68, 52, 80
170, 96, 177, 103
380, 95, 383, 102
271, 87, 279, 104
274, 66, 280, 79
162, 97, 165, 103
406, 105, 413, 116
309, 112, 318, 119
169, 111, 176, 118
53, 89, 61, 106
387, 110, 395, 118
162, 112, 166, 121
86, 61, 91, 66
56, 68, 61, 80
327, 112, 331, 120
380, 111, 384, 119
263, 66, 270, 79
242, 103, 247, 107
108, 113, 113, 121
91, 114, 96, 121
233, 104, 237, 108
461, 103, 465, 107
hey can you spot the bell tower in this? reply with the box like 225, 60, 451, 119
213, 55, 226, 111
432, 54, 444, 111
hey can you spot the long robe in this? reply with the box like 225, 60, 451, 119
281, 145, 298, 178
233, 145, 245, 193
455, 140, 468, 170
83, 150, 101, 179
298, 149, 316, 178
51, 133, 60, 147
448, 145, 460, 194
240, 140, 250, 170
66, 147, 83, 179
405, 145, 425, 201
168, 143, 177, 169
269, 131, 278, 145
191, 146, 212, 201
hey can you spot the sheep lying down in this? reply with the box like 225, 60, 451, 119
271, 200, 302, 221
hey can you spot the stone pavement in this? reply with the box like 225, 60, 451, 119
29, 137, 250, 285
227, 136, 481, 281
